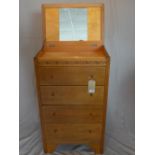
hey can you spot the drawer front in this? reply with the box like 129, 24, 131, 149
42, 106, 104, 124
38, 67, 105, 85
44, 124, 102, 144
40, 86, 104, 105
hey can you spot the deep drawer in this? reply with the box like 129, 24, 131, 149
44, 124, 102, 144
41, 105, 104, 124
38, 66, 105, 85
40, 86, 104, 105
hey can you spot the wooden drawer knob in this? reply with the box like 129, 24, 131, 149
89, 75, 94, 79
90, 93, 93, 96
51, 92, 55, 96
89, 113, 93, 117
89, 130, 92, 134
52, 112, 56, 116
54, 129, 58, 133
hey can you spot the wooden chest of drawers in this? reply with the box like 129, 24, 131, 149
34, 4, 110, 154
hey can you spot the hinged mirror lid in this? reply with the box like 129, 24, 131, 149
42, 3, 104, 45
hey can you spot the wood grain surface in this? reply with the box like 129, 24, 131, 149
34, 3, 110, 154
38, 67, 105, 86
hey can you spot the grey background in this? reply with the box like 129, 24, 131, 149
19, 0, 135, 155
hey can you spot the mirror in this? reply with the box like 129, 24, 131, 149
43, 5, 102, 42
60, 8, 88, 41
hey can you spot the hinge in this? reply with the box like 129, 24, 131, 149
90, 43, 97, 47
49, 44, 56, 47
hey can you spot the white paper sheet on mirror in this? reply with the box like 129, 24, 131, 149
60, 8, 88, 41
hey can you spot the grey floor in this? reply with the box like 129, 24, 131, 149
42, 144, 99, 155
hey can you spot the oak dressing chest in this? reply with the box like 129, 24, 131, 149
34, 3, 110, 154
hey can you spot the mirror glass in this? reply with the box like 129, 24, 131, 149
60, 8, 88, 41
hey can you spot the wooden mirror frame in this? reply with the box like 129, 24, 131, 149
42, 4, 104, 46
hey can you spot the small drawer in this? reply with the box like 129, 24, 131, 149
38, 60, 106, 66
38, 66, 105, 85
44, 124, 102, 144
40, 86, 104, 105
42, 106, 104, 124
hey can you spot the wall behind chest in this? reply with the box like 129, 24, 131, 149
19, 0, 135, 155
105, 0, 135, 154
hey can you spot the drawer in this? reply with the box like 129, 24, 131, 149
44, 124, 102, 144
40, 86, 104, 105
42, 106, 104, 124
38, 67, 105, 85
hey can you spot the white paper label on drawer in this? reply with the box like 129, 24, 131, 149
88, 80, 96, 94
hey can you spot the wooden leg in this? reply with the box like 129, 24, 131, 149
91, 144, 104, 154
44, 144, 58, 154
